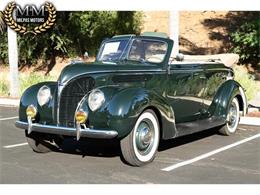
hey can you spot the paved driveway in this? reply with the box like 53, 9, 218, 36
0, 106, 259, 183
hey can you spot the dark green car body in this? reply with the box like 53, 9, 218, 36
16, 34, 247, 141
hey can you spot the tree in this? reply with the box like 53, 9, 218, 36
0, 11, 6, 33
0, 11, 8, 65
231, 12, 259, 67
0, 11, 143, 74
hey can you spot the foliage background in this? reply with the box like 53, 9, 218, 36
0, 11, 258, 69
230, 12, 259, 67
0, 11, 259, 101
0, 11, 143, 73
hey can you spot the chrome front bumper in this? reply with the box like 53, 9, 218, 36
15, 120, 118, 140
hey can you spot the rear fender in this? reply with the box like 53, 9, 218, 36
210, 80, 247, 120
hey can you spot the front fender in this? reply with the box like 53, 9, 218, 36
19, 81, 57, 124
210, 79, 247, 119
80, 87, 176, 139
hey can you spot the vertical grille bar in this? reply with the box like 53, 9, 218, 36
59, 77, 94, 127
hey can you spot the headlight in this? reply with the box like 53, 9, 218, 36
37, 85, 51, 106
88, 89, 105, 111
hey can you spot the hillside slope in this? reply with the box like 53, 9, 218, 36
180, 11, 230, 54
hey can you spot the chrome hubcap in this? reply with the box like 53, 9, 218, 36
135, 120, 154, 155
228, 102, 238, 129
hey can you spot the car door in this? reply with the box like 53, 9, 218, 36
166, 63, 206, 123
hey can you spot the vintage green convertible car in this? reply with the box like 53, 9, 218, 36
15, 32, 247, 166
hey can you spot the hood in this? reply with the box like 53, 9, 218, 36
58, 61, 162, 84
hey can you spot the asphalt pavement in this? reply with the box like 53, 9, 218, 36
0, 105, 259, 184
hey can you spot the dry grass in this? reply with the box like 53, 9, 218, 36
233, 65, 258, 101
247, 112, 260, 117
0, 66, 56, 97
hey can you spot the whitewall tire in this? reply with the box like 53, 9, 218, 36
219, 97, 240, 135
120, 109, 160, 166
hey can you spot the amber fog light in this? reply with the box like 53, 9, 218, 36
75, 110, 87, 124
26, 105, 37, 119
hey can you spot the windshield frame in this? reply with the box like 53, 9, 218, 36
96, 36, 133, 63
125, 38, 168, 65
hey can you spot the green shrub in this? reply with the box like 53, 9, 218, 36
231, 13, 259, 66
234, 66, 257, 101
0, 11, 143, 66
0, 79, 8, 96
19, 73, 56, 95
0, 31, 8, 65
0, 72, 56, 97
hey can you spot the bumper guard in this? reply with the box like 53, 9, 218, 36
15, 120, 118, 140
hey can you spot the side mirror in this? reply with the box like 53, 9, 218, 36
176, 53, 184, 61
84, 51, 89, 59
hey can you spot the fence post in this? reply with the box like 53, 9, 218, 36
169, 11, 179, 56
7, 26, 19, 97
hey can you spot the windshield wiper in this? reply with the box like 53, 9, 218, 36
136, 58, 148, 65
117, 58, 148, 65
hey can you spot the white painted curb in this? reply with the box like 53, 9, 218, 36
239, 117, 260, 126
0, 97, 19, 107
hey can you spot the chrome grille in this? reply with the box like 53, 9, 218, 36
59, 77, 95, 127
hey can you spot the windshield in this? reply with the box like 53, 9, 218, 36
128, 39, 167, 63
97, 39, 129, 62
97, 38, 168, 64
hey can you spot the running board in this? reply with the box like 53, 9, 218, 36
176, 116, 225, 137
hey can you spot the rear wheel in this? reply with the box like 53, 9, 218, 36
120, 109, 160, 166
219, 97, 240, 135
25, 131, 63, 153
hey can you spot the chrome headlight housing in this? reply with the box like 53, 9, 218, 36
37, 85, 51, 106
88, 89, 105, 111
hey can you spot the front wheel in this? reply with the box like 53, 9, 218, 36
219, 97, 240, 135
120, 109, 160, 166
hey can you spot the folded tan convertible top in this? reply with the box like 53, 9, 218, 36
177, 53, 239, 67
